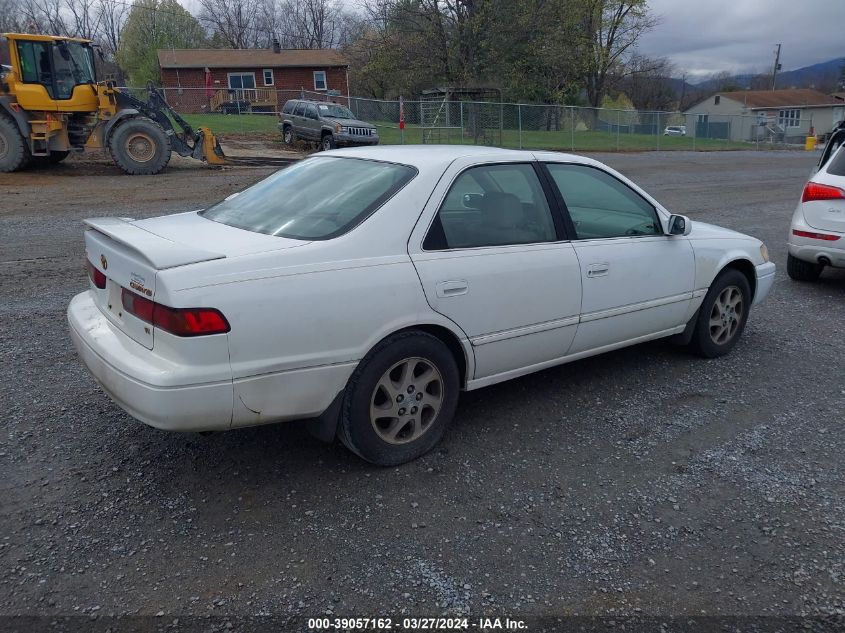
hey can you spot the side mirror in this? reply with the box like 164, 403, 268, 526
667, 214, 692, 236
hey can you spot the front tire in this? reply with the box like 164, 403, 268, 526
338, 331, 459, 466
320, 134, 336, 151
687, 269, 751, 358
0, 114, 32, 173
108, 117, 171, 175
787, 253, 823, 282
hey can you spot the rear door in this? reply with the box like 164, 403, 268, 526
303, 104, 320, 140
807, 145, 845, 233
409, 159, 582, 381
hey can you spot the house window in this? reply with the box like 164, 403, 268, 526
313, 70, 327, 91
228, 72, 256, 91
778, 109, 801, 128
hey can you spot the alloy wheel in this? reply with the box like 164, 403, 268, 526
369, 357, 444, 445
709, 285, 744, 345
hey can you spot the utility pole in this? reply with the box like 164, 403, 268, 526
771, 44, 782, 91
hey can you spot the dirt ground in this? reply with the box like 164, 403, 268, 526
1, 149, 843, 632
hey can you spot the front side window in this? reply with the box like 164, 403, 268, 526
293, 102, 305, 116
546, 164, 662, 239
201, 157, 416, 240
313, 70, 327, 91
424, 164, 557, 250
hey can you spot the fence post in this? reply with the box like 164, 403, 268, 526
656, 112, 660, 151
460, 101, 464, 143
616, 109, 620, 151
518, 104, 523, 149
570, 107, 575, 151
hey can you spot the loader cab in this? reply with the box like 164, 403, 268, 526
3, 34, 99, 112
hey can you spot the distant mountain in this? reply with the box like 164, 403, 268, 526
691, 58, 844, 92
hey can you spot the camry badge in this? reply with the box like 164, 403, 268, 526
100, 254, 108, 270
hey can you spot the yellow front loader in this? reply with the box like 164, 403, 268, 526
0, 33, 231, 175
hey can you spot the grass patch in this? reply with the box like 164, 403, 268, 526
181, 113, 751, 152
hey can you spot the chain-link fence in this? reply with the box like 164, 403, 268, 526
134, 86, 819, 152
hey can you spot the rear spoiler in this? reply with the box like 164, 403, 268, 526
84, 217, 225, 270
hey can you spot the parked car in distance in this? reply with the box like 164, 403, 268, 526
68, 146, 774, 466
279, 99, 379, 151
787, 134, 845, 281
664, 125, 687, 136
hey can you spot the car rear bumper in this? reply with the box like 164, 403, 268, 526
68, 291, 356, 432
68, 291, 235, 431
788, 239, 845, 268
754, 262, 776, 305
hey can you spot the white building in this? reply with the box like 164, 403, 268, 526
684, 89, 845, 143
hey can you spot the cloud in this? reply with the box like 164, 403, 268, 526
637, 0, 845, 78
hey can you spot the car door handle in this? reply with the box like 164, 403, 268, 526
586, 263, 610, 278
436, 280, 469, 297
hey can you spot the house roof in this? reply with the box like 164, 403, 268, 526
722, 89, 840, 110
833, 91, 845, 102
157, 48, 348, 69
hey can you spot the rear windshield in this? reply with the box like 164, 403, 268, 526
200, 157, 417, 240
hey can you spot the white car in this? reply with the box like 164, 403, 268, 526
787, 134, 845, 281
68, 146, 775, 465
664, 125, 686, 137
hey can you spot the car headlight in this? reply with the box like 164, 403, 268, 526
335, 123, 343, 133
760, 243, 770, 262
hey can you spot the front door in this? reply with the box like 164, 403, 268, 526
544, 162, 695, 354
409, 160, 582, 381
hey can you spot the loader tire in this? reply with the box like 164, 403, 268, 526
109, 117, 171, 175
0, 114, 32, 173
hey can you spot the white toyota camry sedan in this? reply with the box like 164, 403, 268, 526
68, 146, 775, 465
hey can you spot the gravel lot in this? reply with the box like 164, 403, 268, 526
1, 150, 843, 629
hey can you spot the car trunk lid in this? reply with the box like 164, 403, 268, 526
83, 217, 226, 349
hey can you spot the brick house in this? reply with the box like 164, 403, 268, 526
157, 48, 349, 113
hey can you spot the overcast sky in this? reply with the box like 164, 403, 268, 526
636, 0, 845, 78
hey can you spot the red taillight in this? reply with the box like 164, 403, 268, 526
86, 260, 107, 289
121, 288, 230, 336
792, 229, 841, 241
802, 182, 845, 203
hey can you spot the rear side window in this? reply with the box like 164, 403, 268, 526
282, 101, 296, 114
546, 164, 662, 239
293, 102, 305, 116
424, 164, 557, 250
201, 157, 416, 240
826, 144, 845, 176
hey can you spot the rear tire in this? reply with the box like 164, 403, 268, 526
282, 125, 295, 145
786, 253, 823, 282
0, 114, 32, 173
687, 269, 751, 358
108, 117, 171, 175
338, 331, 459, 466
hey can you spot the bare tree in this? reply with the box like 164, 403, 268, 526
19, 0, 68, 34
96, 0, 129, 59
64, 0, 103, 39
623, 54, 676, 111
0, 0, 26, 32
197, 0, 264, 48
277, 0, 345, 49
